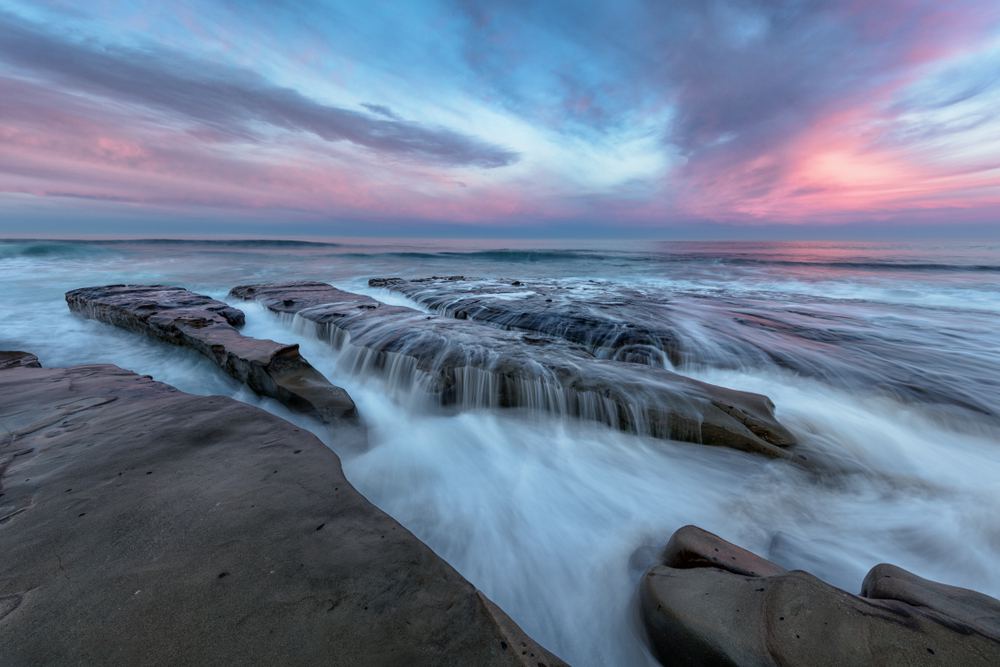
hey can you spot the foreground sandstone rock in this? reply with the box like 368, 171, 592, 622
640, 525, 1000, 666
231, 281, 798, 458
0, 359, 565, 665
66, 284, 356, 424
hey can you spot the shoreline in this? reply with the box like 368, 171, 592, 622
0, 357, 565, 665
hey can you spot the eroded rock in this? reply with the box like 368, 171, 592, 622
231, 281, 798, 458
640, 525, 1000, 666
368, 277, 1000, 422
0, 361, 564, 665
65, 284, 356, 423
862, 563, 1000, 641
661, 524, 786, 578
369, 276, 684, 367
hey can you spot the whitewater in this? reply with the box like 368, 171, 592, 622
2, 238, 999, 666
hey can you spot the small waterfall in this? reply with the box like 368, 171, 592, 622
373, 277, 1000, 423
281, 310, 664, 438
229, 281, 796, 455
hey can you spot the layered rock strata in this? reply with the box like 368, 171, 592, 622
231, 281, 797, 458
66, 284, 356, 423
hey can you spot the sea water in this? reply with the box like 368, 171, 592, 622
2, 238, 998, 665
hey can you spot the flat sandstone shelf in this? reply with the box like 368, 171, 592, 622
0, 356, 564, 666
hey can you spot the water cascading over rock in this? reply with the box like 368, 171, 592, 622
370, 275, 1000, 420
230, 281, 799, 458
370, 275, 685, 367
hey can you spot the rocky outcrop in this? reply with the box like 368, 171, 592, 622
230, 281, 798, 458
0, 360, 565, 666
0, 351, 40, 370
862, 563, 1000, 643
369, 276, 684, 367
65, 284, 356, 424
640, 525, 1000, 666
368, 277, 1000, 422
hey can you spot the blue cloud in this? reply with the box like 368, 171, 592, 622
0, 11, 519, 168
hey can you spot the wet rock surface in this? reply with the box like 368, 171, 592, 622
640, 525, 1000, 666
862, 563, 1000, 641
660, 524, 787, 578
0, 360, 565, 666
370, 276, 999, 420
370, 276, 684, 366
65, 284, 356, 424
231, 281, 798, 458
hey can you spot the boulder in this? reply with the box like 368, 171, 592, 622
0, 351, 41, 370
231, 282, 798, 458
862, 563, 1000, 641
65, 284, 356, 424
640, 525, 1000, 666
661, 524, 786, 578
0, 360, 565, 666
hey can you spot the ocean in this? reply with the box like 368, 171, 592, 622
2, 237, 999, 665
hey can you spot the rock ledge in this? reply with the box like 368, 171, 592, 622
66, 284, 356, 423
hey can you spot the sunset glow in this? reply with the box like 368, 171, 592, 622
1, 1, 999, 235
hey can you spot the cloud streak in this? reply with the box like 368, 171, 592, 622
0, 12, 518, 169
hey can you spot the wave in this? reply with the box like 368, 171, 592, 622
0, 238, 346, 260
0, 241, 112, 258
339, 248, 638, 262
337, 248, 1000, 272
439, 249, 620, 261
105, 238, 344, 248
712, 257, 1000, 273
3, 239, 997, 273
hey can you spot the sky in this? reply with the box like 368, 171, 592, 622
1, 0, 999, 238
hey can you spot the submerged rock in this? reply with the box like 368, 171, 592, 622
370, 277, 1000, 422
0, 351, 41, 370
231, 281, 797, 458
0, 360, 565, 665
370, 276, 684, 367
65, 284, 356, 423
640, 525, 1000, 666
